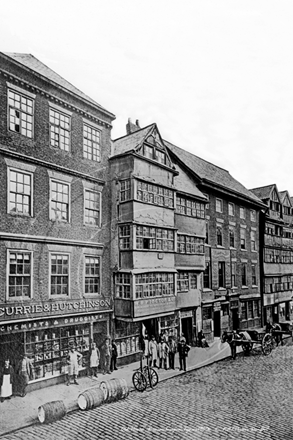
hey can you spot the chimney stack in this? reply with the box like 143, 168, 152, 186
126, 118, 141, 135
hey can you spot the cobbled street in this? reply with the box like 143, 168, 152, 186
2, 345, 293, 440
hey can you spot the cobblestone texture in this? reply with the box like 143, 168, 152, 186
2, 346, 293, 440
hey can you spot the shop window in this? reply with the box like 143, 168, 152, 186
228, 203, 235, 216
203, 262, 211, 289
135, 272, 174, 299
8, 87, 34, 138
84, 189, 100, 226
229, 228, 235, 247
49, 107, 70, 151
8, 169, 32, 215
50, 180, 70, 222
84, 257, 100, 295
253, 300, 260, 317
83, 123, 100, 162
217, 226, 223, 246
241, 302, 247, 320
136, 226, 174, 251
216, 198, 223, 213
8, 251, 31, 299
116, 273, 131, 299
247, 302, 253, 319
202, 307, 212, 320
50, 254, 69, 296
241, 263, 247, 286
240, 229, 246, 249
218, 262, 225, 288
119, 225, 131, 249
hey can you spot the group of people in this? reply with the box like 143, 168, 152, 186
66, 337, 118, 386
142, 331, 191, 372
0, 354, 35, 402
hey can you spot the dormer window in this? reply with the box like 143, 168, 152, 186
144, 145, 154, 160
156, 150, 166, 165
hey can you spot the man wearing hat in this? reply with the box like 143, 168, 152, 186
177, 337, 190, 372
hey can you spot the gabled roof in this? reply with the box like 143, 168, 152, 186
250, 184, 281, 203
2, 52, 115, 117
279, 190, 292, 206
112, 124, 155, 156
165, 140, 263, 206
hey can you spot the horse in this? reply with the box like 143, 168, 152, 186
221, 331, 253, 358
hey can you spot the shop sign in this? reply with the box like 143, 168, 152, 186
263, 294, 275, 306
181, 310, 193, 318
134, 296, 176, 318
0, 313, 106, 334
0, 299, 112, 321
213, 302, 221, 312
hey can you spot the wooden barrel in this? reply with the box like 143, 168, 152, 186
100, 380, 112, 402
78, 387, 105, 410
38, 400, 67, 424
119, 378, 129, 399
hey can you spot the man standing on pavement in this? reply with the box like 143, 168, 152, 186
168, 335, 177, 370
66, 346, 82, 385
110, 339, 118, 372
17, 353, 35, 397
177, 338, 190, 372
101, 338, 111, 375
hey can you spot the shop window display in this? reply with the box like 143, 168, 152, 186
25, 325, 90, 381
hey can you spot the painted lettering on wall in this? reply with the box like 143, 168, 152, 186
0, 299, 112, 320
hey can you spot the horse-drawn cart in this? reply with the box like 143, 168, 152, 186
222, 330, 275, 356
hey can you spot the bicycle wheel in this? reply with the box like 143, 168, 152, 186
148, 367, 159, 388
132, 371, 147, 392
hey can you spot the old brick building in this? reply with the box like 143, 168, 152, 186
166, 142, 265, 341
110, 120, 206, 362
0, 52, 115, 388
251, 184, 293, 326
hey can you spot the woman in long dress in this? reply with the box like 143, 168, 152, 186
0, 359, 14, 402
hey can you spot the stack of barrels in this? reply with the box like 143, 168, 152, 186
78, 378, 129, 411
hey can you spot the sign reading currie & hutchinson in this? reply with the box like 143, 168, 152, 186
0, 299, 112, 321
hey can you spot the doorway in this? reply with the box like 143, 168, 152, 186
232, 309, 239, 331
214, 311, 221, 337
181, 317, 192, 344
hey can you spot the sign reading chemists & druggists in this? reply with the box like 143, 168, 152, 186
0, 298, 112, 321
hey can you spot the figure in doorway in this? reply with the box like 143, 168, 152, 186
0, 359, 14, 402
177, 338, 190, 372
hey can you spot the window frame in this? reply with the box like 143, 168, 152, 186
250, 210, 256, 222
240, 206, 245, 219
229, 227, 235, 248
49, 178, 70, 222
116, 273, 131, 299
8, 167, 33, 216
84, 256, 101, 296
240, 228, 246, 250
228, 202, 235, 216
84, 189, 101, 227
203, 262, 211, 289
7, 249, 33, 300
49, 252, 70, 297
241, 263, 247, 287
251, 264, 257, 286
83, 122, 101, 162
217, 226, 223, 246
218, 261, 226, 288
7, 84, 35, 139
49, 105, 71, 152
216, 198, 223, 213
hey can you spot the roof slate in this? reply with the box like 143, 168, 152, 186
112, 124, 155, 155
165, 140, 262, 204
249, 184, 275, 201
3, 52, 113, 115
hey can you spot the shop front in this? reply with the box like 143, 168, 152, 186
0, 299, 112, 390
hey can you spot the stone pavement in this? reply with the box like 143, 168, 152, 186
0, 338, 231, 437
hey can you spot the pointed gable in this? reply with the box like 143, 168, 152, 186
279, 190, 292, 207
113, 123, 174, 168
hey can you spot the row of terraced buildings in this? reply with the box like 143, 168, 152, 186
0, 52, 292, 390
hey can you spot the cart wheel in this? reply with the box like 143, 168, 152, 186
262, 333, 273, 355
146, 367, 159, 388
132, 371, 147, 392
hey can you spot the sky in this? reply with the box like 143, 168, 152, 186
2, 0, 293, 193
